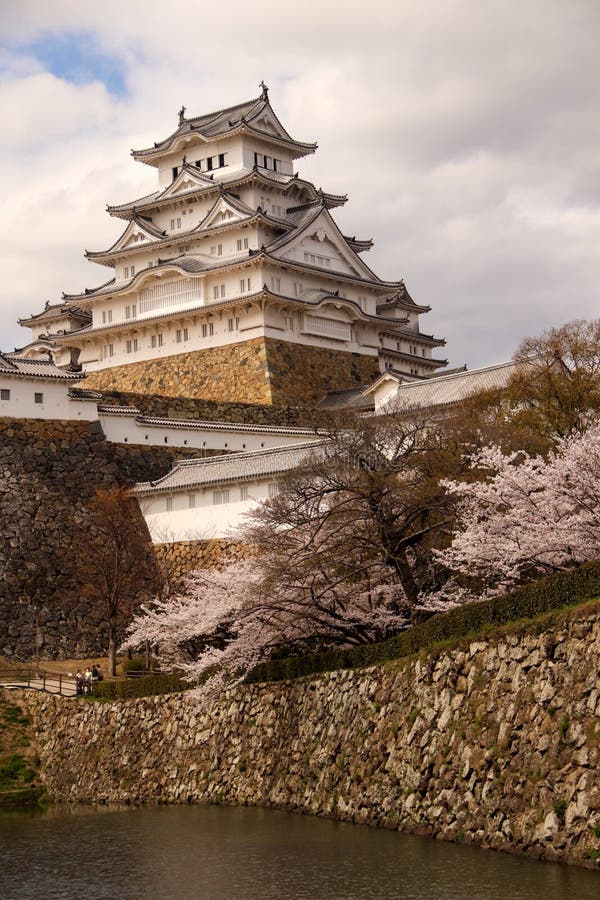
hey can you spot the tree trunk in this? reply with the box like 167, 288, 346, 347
108, 621, 117, 677
391, 547, 420, 625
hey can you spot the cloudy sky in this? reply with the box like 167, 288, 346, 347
1, 0, 599, 369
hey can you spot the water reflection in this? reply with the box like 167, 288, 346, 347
0, 805, 597, 900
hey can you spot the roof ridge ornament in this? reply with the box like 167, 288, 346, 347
259, 80, 269, 101
178, 105, 186, 126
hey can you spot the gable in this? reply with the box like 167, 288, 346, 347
277, 220, 368, 278
161, 166, 213, 200
248, 107, 290, 142
201, 196, 252, 229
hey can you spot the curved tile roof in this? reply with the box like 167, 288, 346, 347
0, 353, 84, 380
134, 441, 325, 494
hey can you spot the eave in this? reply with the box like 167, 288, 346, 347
107, 169, 346, 220
84, 207, 292, 267
52, 285, 412, 345
132, 118, 317, 167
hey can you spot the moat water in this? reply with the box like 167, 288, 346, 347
0, 805, 598, 899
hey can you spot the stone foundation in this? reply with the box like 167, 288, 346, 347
19, 601, 600, 868
0, 418, 195, 660
84, 339, 380, 408
154, 539, 252, 585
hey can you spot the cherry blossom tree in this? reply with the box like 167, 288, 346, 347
121, 557, 414, 699
438, 422, 600, 594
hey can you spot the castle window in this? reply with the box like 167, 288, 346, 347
0, 389, 9, 401
188, 494, 196, 509
34, 392, 43, 404
270, 277, 281, 292
151, 334, 164, 349
172, 167, 178, 181
170, 219, 175, 230
293, 282, 303, 296
213, 489, 230, 505
109, 344, 114, 356
268, 483, 279, 498
125, 304, 137, 320
176, 218, 181, 229
126, 340, 132, 353
206, 156, 213, 171
219, 153, 226, 167
212, 284, 226, 299
183, 328, 189, 341
240, 278, 251, 293
166, 497, 173, 512
241, 486, 249, 501
176, 329, 182, 343
285, 316, 294, 332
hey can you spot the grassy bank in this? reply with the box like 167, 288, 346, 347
0, 691, 44, 808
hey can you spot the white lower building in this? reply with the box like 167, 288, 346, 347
134, 442, 323, 541
0, 354, 97, 420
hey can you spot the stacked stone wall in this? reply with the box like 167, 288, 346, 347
0, 418, 195, 660
19, 602, 600, 868
84, 338, 379, 409
154, 539, 252, 585
99, 391, 320, 426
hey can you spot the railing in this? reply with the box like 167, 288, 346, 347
0, 669, 77, 697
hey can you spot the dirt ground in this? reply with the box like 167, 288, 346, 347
0, 656, 127, 677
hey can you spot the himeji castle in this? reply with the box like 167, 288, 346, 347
17, 84, 447, 408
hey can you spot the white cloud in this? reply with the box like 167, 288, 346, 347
1, 0, 599, 368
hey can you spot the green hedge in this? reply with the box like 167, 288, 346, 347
246, 559, 600, 685
90, 672, 187, 700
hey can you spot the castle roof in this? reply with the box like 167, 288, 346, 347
134, 440, 325, 495
131, 89, 317, 166
18, 302, 91, 328
53, 285, 414, 344
363, 359, 520, 406
0, 353, 83, 381
86, 191, 294, 265
106, 169, 346, 219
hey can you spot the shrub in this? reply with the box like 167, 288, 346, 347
121, 656, 159, 676
90, 672, 187, 700
554, 799, 567, 825
246, 559, 600, 685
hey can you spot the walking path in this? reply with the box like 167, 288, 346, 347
0, 671, 77, 697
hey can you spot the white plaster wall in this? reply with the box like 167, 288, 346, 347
0, 377, 98, 420
140, 476, 278, 541
241, 136, 294, 176
372, 379, 401, 412
157, 138, 244, 188
99, 412, 320, 453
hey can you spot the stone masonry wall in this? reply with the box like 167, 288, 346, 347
0, 418, 197, 660
154, 540, 252, 586
84, 338, 380, 409
98, 391, 320, 427
19, 602, 600, 868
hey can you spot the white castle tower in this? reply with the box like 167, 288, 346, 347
18, 84, 447, 407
